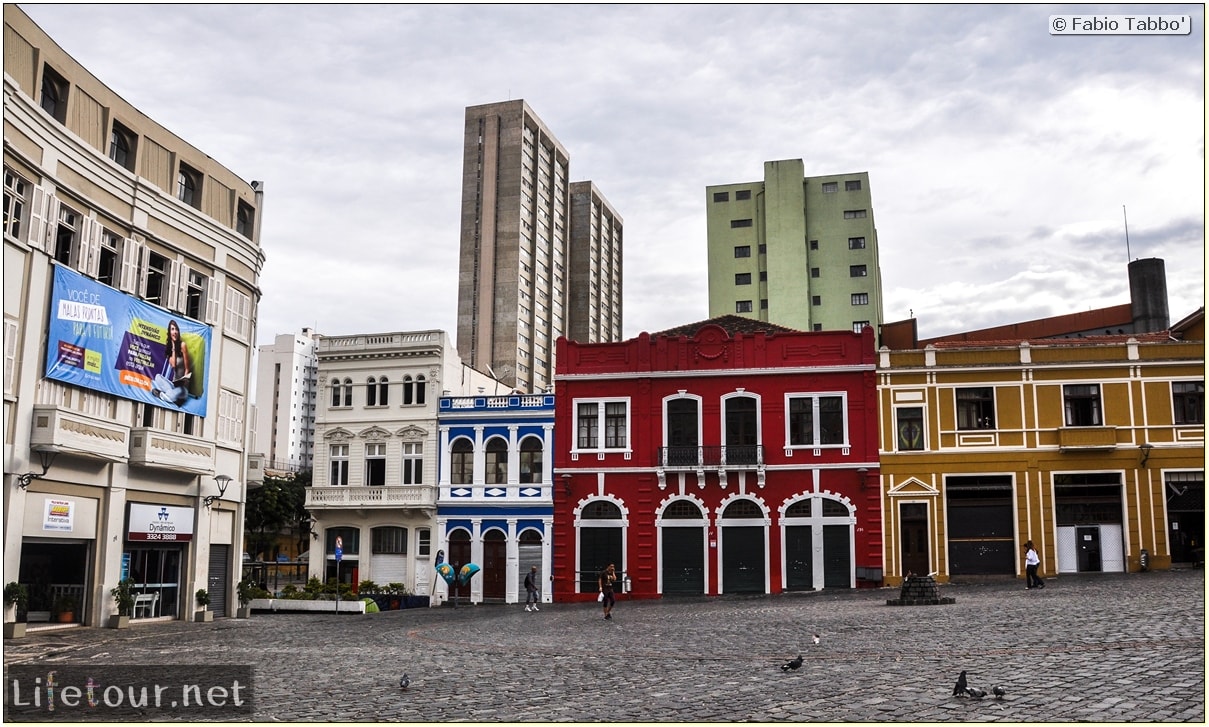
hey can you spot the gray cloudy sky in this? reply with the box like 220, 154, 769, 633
21, 3, 1205, 345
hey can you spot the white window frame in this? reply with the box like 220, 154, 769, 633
364, 442, 387, 486
217, 390, 245, 446
225, 286, 251, 341
894, 406, 926, 452
785, 392, 849, 449
572, 398, 631, 454
402, 442, 423, 485
3, 168, 30, 241
4, 317, 19, 396
330, 444, 349, 486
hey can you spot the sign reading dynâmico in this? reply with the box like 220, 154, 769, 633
127, 503, 194, 543
45, 265, 211, 416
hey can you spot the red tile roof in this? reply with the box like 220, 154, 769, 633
653, 315, 803, 338
928, 331, 1175, 349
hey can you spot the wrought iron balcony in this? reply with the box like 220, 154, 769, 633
657, 445, 764, 469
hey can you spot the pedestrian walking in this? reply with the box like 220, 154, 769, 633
598, 563, 617, 620
1024, 539, 1045, 589
524, 565, 540, 611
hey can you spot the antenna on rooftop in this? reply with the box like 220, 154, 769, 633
1123, 205, 1131, 261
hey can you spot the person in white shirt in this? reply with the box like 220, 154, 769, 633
1024, 540, 1045, 589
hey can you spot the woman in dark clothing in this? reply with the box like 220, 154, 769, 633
598, 563, 617, 620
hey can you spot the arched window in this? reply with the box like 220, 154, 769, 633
342, 378, 353, 407
722, 499, 762, 519
366, 377, 378, 407
663, 499, 704, 519
485, 437, 508, 484
176, 166, 199, 207
109, 126, 130, 169
378, 376, 389, 406
724, 395, 759, 465
451, 439, 473, 485
330, 378, 343, 408
518, 436, 543, 484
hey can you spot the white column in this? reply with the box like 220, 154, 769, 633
470, 518, 483, 603
506, 518, 519, 604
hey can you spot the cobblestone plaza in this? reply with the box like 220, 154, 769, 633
4, 569, 1203, 722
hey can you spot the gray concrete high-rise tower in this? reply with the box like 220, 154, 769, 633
457, 100, 622, 391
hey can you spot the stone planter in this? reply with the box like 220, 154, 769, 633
108, 614, 130, 629
236, 606, 252, 619
248, 598, 366, 614
4, 622, 26, 638
194, 609, 214, 622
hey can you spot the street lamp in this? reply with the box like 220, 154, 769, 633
204, 474, 232, 508
1139, 443, 1154, 468
15, 449, 58, 489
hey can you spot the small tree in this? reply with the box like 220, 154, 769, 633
236, 578, 262, 607
195, 589, 210, 610
110, 579, 135, 617
4, 582, 29, 636
4, 582, 29, 611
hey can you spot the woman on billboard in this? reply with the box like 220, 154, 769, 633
152, 320, 192, 405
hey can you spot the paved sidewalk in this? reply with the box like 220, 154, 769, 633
3, 569, 1204, 722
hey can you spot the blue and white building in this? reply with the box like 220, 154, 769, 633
435, 393, 555, 605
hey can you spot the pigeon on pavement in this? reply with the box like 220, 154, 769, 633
967, 687, 987, 699
781, 655, 803, 672
992, 686, 1006, 699
812, 633, 820, 645
952, 671, 968, 697
399, 674, 410, 689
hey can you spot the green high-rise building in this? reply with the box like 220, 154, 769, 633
706, 159, 883, 334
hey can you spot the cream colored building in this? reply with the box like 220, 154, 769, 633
304, 330, 503, 595
3, 6, 265, 625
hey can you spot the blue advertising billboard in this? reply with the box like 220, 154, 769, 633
45, 265, 211, 416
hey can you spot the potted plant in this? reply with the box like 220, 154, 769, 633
236, 579, 257, 619
4, 582, 28, 638
53, 594, 78, 623
194, 588, 213, 622
108, 578, 134, 629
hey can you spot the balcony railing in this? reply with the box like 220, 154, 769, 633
657, 445, 764, 469
305, 485, 436, 509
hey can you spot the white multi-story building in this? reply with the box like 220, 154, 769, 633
3, 6, 264, 624
253, 329, 320, 472
304, 330, 503, 595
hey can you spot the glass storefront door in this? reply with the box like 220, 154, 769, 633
125, 546, 184, 618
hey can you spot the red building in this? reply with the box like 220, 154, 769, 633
551, 316, 882, 602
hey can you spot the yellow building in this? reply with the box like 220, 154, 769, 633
877, 324, 1204, 586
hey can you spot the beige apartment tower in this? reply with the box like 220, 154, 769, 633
457, 100, 622, 391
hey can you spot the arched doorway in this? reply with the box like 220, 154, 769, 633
782, 495, 854, 590
660, 499, 706, 595
482, 529, 507, 599
783, 499, 813, 591
517, 529, 544, 601
578, 500, 623, 593
720, 498, 765, 594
